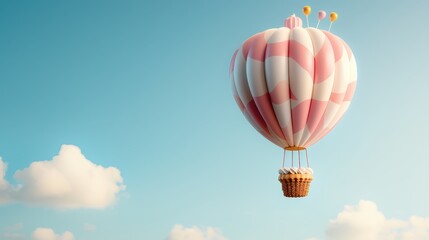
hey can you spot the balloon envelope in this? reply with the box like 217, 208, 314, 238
230, 27, 357, 149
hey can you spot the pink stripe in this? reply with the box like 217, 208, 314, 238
243, 109, 281, 147
306, 100, 328, 134
242, 33, 264, 59
266, 40, 314, 77
312, 119, 343, 146
246, 99, 269, 134
281, 127, 294, 146
302, 115, 326, 146
291, 99, 311, 134
230, 50, 238, 74
309, 103, 351, 146
254, 93, 286, 140
314, 39, 334, 83
323, 31, 343, 62
248, 33, 268, 62
330, 92, 345, 104
269, 80, 290, 104
307, 126, 331, 147
289, 40, 314, 77
266, 41, 289, 58
259, 130, 282, 147
343, 82, 356, 101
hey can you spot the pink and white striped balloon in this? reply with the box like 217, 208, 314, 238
230, 15, 357, 149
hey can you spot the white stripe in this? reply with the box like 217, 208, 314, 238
267, 27, 290, 44
332, 48, 350, 93
289, 59, 313, 107
305, 28, 327, 55
265, 56, 288, 92
247, 59, 268, 97
233, 48, 253, 104
273, 101, 292, 129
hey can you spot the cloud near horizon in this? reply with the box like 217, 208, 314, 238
32, 228, 74, 240
167, 225, 227, 240
0, 144, 125, 209
325, 200, 429, 240
0, 159, 12, 204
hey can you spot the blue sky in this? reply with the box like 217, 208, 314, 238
1, 0, 429, 239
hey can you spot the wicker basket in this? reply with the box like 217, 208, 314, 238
279, 173, 313, 198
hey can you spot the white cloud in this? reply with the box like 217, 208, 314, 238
326, 200, 429, 240
0, 144, 125, 209
0, 158, 9, 188
167, 225, 227, 240
32, 228, 74, 240
0, 159, 12, 204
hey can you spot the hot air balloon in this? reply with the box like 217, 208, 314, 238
229, 8, 357, 198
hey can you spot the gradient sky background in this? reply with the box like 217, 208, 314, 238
1, 0, 429, 239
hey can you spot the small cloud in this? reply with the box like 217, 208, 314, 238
0, 145, 125, 209
32, 228, 74, 240
325, 200, 429, 240
167, 225, 227, 240
0, 158, 9, 189
83, 223, 96, 231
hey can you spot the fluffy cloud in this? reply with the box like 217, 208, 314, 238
326, 200, 429, 240
32, 228, 74, 240
0, 159, 12, 204
0, 159, 9, 188
0, 145, 125, 209
167, 225, 227, 240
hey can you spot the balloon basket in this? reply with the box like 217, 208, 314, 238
278, 173, 313, 198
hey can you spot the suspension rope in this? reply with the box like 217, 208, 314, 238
298, 150, 301, 168
291, 150, 294, 167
